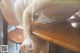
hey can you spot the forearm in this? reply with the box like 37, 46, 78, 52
23, 0, 51, 39
23, 11, 31, 39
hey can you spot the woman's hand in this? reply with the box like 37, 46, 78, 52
19, 35, 45, 53
19, 37, 34, 53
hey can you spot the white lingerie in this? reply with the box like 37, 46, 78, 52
35, 11, 56, 24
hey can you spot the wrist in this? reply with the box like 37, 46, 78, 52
24, 33, 31, 40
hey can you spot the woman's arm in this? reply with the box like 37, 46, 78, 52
0, 0, 18, 25
23, 0, 52, 39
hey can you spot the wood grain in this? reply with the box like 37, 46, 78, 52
8, 28, 24, 43
32, 21, 80, 52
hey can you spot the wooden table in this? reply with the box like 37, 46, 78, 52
32, 21, 80, 53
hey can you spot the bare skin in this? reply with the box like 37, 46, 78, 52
1, 0, 15, 13
4, 0, 79, 53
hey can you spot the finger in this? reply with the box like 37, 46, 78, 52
20, 45, 25, 53
25, 44, 32, 53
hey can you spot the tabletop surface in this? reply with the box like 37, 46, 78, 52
32, 21, 80, 52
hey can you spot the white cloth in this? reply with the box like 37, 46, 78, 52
35, 11, 55, 24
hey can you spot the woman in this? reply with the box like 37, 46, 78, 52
14, 0, 80, 53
